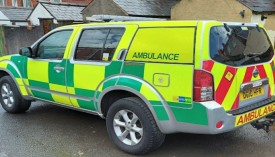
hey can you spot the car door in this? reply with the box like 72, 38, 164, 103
26, 29, 73, 105
66, 25, 136, 111
203, 22, 275, 113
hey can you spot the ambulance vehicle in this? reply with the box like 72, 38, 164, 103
0, 21, 274, 154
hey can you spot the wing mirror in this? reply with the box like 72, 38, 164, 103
19, 47, 33, 57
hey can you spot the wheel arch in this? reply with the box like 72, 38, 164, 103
98, 86, 167, 130
0, 60, 30, 98
95, 75, 174, 133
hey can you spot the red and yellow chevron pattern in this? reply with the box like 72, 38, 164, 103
202, 60, 275, 111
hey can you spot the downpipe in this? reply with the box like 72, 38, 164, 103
251, 113, 275, 133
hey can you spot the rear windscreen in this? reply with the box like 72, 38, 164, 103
210, 26, 274, 66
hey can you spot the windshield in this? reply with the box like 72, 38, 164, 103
210, 26, 274, 66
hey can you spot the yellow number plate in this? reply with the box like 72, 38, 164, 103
240, 86, 264, 101
235, 103, 275, 126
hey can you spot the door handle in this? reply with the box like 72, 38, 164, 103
54, 65, 64, 73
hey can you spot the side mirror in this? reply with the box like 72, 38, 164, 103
19, 47, 32, 57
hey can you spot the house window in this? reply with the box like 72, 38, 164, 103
51, 0, 61, 3
0, 0, 5, 7
23, 0, 30, 7
22, 0, 30, 7
12, 0, 18, 7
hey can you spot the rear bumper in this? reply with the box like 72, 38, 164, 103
158, 99, 275, 134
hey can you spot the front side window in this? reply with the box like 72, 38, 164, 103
37, 30, 72, 59
74, 28, 124, 62
210, 26, 274, 66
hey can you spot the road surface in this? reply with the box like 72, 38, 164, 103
0, 102, 274, 157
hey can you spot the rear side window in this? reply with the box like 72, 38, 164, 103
74, 28, 124, 62
210, 26, 274, 66
126, 27, 196, 64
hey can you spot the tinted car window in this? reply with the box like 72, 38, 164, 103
102, 29, 125, 61
37, 30, 72, 59
75, 28, 124, 62
210, 26, 273, 66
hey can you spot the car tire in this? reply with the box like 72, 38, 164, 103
106, 97, 165, 155
0, 76, 31, 113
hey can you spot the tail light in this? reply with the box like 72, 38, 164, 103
193, 70, 214, 102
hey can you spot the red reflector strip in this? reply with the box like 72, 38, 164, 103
242, 66, 254, 83
202, 60, 214, 72
256, 65, 271, 97
256, 65, 267, 78
215, 67, 237, 105
231, 66, 254, 110
231, 94, 240, 110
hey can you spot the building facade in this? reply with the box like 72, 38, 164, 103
82, 0, 179, 22
171, 0, 275, 46
0, 0, 33, 7
0, 0, 91, 8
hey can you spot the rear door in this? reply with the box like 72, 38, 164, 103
66, 25, 138, 111
206, 23, 274, 112
231, 26, 274, 110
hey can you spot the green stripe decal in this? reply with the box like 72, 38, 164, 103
149, 101, 169, 121
28, 80, 54, 101
31, 90, 54, 101
167, 102, 192, 108
102, 78, 118, 90
117, 77, 142, 91
10, 56, 27, 78
95, 91, 101, 100
122, 62, 145, 78
66, 61, 74, 87
29, 80, 49, 89
75, 88, 94, 97
94, 91, 101, 110
77, 100, 96, 111
48, 61, 66, 85
105, 61, 122, 77
7, 64, 20, 78
171, 102, 208, 125
149, 101, 162, 106
152, 106, 169, 121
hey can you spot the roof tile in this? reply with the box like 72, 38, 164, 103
0, 7, 32, 21
238, 0, 275, 13
41, 2, 85, 21
113, 0, 179, 17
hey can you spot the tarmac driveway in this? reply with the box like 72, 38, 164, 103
0, 102, 274, 157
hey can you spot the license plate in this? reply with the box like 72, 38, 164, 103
235, 103, 275, 126
240, 86, 264, 101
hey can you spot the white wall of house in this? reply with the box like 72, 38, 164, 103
251, 15, 266, 25
251, 14, 275, 47
0, 11, 11, 25
14, 22, 29, 26
266, 30, 275, 47
28, 3, 57, 25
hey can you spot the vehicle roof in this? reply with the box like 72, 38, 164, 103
59, 20, 209, 29
59, 20, 260, 29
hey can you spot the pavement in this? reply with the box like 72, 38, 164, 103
0, 101, 274, 157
